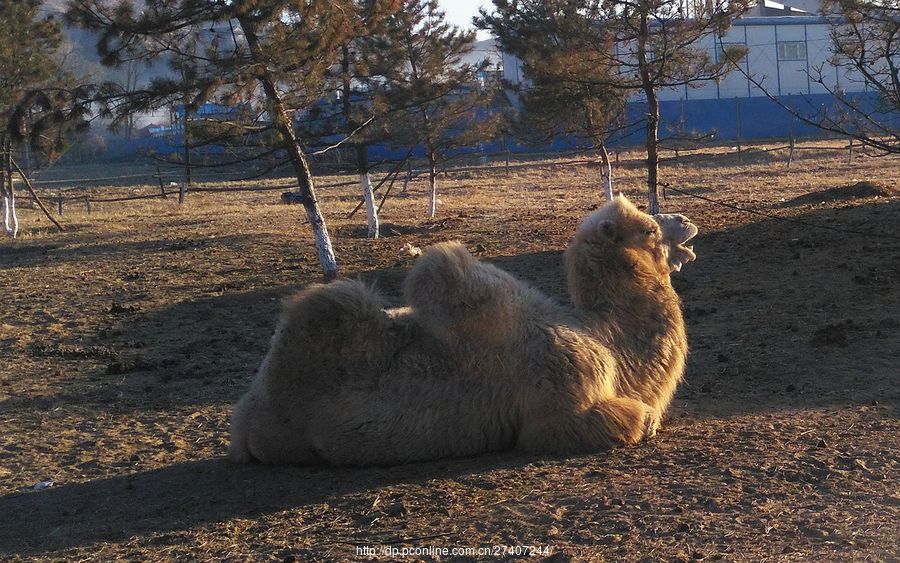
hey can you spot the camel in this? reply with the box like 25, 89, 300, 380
229, 195, 698, 466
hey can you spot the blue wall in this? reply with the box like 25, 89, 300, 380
103, 136, 228, 161
625, 91, 897, 145
109, 91, 896, 161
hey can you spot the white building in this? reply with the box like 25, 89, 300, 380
502, 14, 868, 101
498, 1, 885, 141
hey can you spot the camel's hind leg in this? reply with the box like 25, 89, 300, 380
228, 279, 388, 465
404, 241, 525, 343
517, 396, 658, 454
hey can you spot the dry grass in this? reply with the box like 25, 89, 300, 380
1, 140, 899, 561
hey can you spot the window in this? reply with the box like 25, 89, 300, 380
777, 41, 807, 61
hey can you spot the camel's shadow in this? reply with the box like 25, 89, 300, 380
0, 453, 540, 556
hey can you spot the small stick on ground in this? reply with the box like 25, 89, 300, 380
10, 157, 63, 232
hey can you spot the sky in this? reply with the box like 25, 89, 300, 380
441, 0, 492, 40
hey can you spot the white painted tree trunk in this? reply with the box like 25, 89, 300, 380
427, 153, 437, 218
302, 204, 338, 278
427, 174, 437, 218
1, 191, 10, 236
360, 172, 379, 238
598, 143, 613, 202
2, 178, 15, 238
7, 183, 17, 238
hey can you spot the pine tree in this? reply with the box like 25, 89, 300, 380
378, 0, 494, 218
311, 3, 400, 239
481, 0, 748, 214
67, 1, 400, 279
0, 0, 70, 238
479, 0, 626, 202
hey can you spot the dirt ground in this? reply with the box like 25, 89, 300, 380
1, 142, 898, 561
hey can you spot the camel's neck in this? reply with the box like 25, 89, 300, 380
567, 249, 688, 413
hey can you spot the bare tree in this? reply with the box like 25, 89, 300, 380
712, 1, 899, 153
815, 1, 898, 152
121, 60, 142, 139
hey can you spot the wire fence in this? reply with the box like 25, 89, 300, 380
12, 136, 878, 216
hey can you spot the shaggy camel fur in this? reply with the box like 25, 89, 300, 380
230, 196, 698, 466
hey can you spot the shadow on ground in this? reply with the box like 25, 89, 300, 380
0, 453, 536, 555
0, 232, 263, 270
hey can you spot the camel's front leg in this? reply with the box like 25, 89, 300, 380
516, 396, 659, 454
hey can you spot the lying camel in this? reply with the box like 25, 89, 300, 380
229, 195, 698, 466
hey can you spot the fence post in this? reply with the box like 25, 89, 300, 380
786, 116, 795, 169
735, 97, 743, 165
401, 161, 411, 194
85, 198, 92, 213
157, 166, 168, 198
847, 138, 853, 164
178, 183, 186, 204
787, 137, 795, 169
183, 115, 193, 187
57, 194, 64, 215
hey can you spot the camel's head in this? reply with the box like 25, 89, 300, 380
572, 195, 698, 275
653, 212, 699, 272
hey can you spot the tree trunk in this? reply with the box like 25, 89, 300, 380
645, 94, 660, 215
2, 138, 17, 238
401, 160, 412, 194
360, 172, 378, 238
1, 187, 9, 237
638, 10, 661, 215
1, 136, 7, 235
240, 17, 339, 280
7, 175, 17, 239
7, 141, 16, 238
427, 150, 437, 218
341, 46, 379, 239
183, 114, 192, 187
598, 142, 613, 202
359, 164, 379, 238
